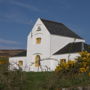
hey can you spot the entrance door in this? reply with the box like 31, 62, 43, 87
35, 55, 40, 67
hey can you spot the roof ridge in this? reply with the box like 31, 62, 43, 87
40, 18, 83, 39
40, 18, 64, 25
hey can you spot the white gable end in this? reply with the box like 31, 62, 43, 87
27, 18, 51, 68
28, 18, 50, 37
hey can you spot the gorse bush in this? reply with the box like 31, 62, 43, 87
76, 51, 90, 73
42, 51, 90, 90
0, 57, 8, 64
55, 51, 90, 75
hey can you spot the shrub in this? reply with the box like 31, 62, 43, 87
0, 63, 28, 90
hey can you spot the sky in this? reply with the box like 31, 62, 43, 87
0, 0, 90, 49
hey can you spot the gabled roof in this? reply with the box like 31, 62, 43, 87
54, 42, 90, 55
41, 18, 83, 39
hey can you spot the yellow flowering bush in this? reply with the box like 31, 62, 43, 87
55, 65, 62, 72
88, 72, 90, 76
55, 51, 90, 74
79, 51, 90, 62
76, 51, 90, 71
68, 60, 75, 64
55, 60, 76, 72
67, 60, 76, 67
79, 67, 87, 73
61, 62, 69, 69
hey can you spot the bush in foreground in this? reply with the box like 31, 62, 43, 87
41, 51, 90, 90
0, 63, 28, 90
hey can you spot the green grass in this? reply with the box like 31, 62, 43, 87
24, 72, 90, 90
26, 72, 53, 90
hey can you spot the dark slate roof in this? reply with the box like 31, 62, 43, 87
41, 18, 83, 39
54, 42, 90, 55
14, 51, 26, 57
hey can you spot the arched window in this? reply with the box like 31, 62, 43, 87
36, 37, 41, 44
35, 55, 40, 67
18, 61, 23, 66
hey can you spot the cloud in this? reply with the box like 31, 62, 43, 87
13, 18, 33, 25
0, 38, 20, 45
0, 0, 39, 25
0, 0, 40, 12
0, 13, 33, 25
11, 1, 40, 12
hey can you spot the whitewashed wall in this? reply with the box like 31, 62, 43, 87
29, 60, 52, 72
50, 35, 85, 55
29, 53, 81, 71
27, 18, 51, 68
50, 53, 80, 70
9, 57, 27, 71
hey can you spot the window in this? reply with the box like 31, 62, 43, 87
60, 59, 66, 63
36, 38, 41, 44
18, 61, 23, 66
35, 55, 40, 67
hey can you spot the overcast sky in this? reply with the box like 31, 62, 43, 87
0, 0, 90, 49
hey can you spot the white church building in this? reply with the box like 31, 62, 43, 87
9, 18, 90, 71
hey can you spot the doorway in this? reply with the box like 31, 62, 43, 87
35, 55, 40, 67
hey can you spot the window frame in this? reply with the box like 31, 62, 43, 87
60, 59, 66, 63
36, 37, 41, 44
18, 61, 23, 66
